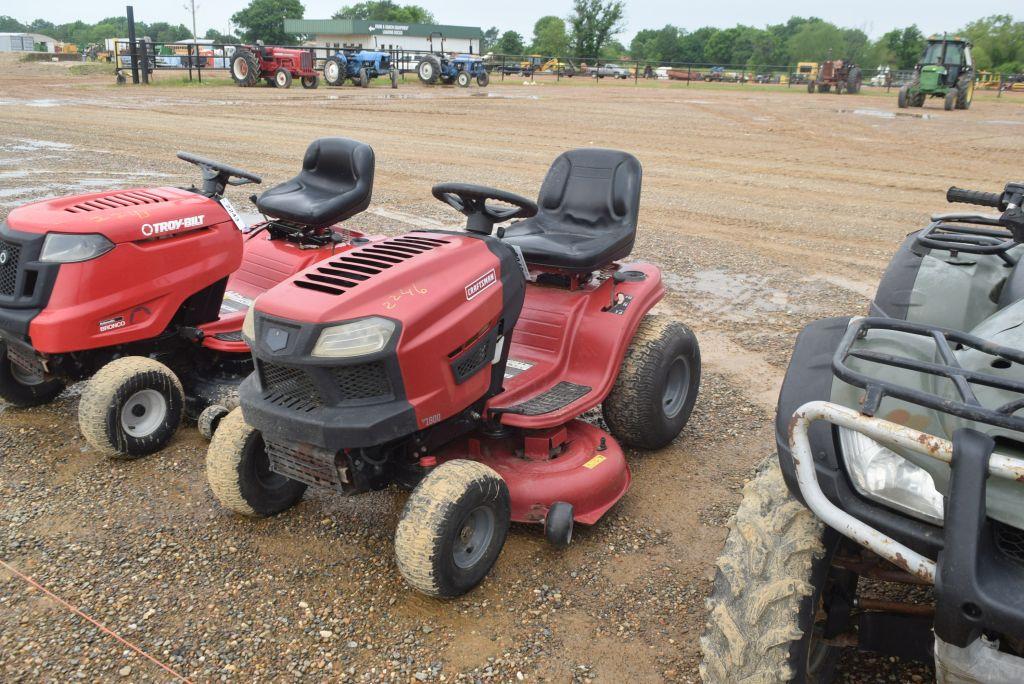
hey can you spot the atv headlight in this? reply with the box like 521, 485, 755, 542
838, 427, 944, 525
40, 233, 114, 263
312, 317, 395, 358
242, 306, 256, 342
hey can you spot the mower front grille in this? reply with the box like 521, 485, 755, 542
0, 240, 20, 296
332, 361, 393, 402
266, 440, 342, 489
259, 361, 321, 412
293, 235, 450, 296
995, 521, 1024, 566
64, 191, 168, 213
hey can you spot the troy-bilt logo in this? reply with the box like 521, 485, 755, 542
140, 214, 204, 237
465, 269, 496, 301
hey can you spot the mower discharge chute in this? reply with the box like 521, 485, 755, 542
207, 149, 701, 597
0, 138, 377, 459
898, 35, 976, 110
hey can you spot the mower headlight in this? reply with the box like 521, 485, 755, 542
242, 306, 256, 342
312, 317, 395, 358
39, 233, 114, 263
838, 427, 944, 525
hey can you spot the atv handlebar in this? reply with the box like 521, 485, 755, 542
177, 151, 262, 197
946, 186, 1003, 209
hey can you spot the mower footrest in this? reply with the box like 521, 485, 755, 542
266, 440, 343, 489
505, 381, 591, 416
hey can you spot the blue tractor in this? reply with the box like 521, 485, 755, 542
416, 54, 489, 87
323, 49, 398, 88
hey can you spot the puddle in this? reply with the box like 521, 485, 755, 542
470, 92, 539, 100
982, 120, 1024, 126
9, 139, 73, 151
838, 108, 934, 120
662, 268, 803, 323
683, 99, 714, 104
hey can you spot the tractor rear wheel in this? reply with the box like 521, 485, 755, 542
456, 71, 471, 87
846, 66, 862, 94
807, 81, 815, 93
394, 460, 510, 597
358, 68, 369, 88
417, 56, 440, 84
230, 50, 260, 87
78, 356, 184, 459
0, 345, 65, 408
944, 90, 956, 111
957, 77, 974, 109
476, 70, 489, 87
301, 75, 318, 89
323, 56, 344, 86
273, 67, 292, 88
602, 316, 701, 450
898, 85, 909, 108
206, 408, 307, 516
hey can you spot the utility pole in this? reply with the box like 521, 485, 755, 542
184, 0, 199, 41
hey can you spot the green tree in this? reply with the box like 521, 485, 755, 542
205, 28, 240, 43
879, 25, 925, 69
482, 26, 499, 51
569, 0, 624, 58
961, 15, 1024, 72
786, 21, 844, 62
232, 0, 305, 44
0, 16, 28, 32
531, 16, 569, 56
493, 30, 525, 55
332, 1, 434, 23
630, 25, 682, 63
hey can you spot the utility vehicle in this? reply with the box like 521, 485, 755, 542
323, 49, 398, 88
206, 148, 701, 597
702, 182, 1024, 682
898, 35, 975, 110
230, 43, 319, 89
416, 53, 489, 87
0, 138, 375, 458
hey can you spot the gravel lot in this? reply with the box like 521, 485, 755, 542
1, 56, 1022, 682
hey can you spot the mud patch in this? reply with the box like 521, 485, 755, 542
664, 268, 805, 323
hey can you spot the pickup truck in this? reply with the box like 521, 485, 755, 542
591, 63, 630, 79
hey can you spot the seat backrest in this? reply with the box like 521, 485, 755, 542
535, 148, 641, 234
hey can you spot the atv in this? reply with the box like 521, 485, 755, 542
0, 138, 376, 459
206, 148, 702, 597
416, 53, 489, 87
898, 35, 975, 110
323, 48, 398, 88
230, 42, 319, 89
701, 182, 1024, 682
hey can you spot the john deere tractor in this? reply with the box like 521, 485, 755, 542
898, 34, 975, 110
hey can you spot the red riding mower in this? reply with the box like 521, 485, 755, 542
0, 138, 376, 458
206, 149, 702, 596
230, 43, 320, 89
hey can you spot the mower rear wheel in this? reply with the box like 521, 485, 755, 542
78, 356, 184, 459
456, 71, 471, 87
273, 67, 292, 89
477, 71, 489, 87
198, 403, 230, 440
602, 316, 701, 450
323, 56, 344, 86
544, 502, 574, 548
301, 75, 318, 89
394, 460, 510, 597
230, 50, 260, 87
206, 408, 306, 516
944, 90, 956, 111
0, 346, 65, 408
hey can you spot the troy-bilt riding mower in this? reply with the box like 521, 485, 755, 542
206, 148, 701, 597
898, 35, 975, 110
702, 182, 1024, 682
0, 138, 376, 459
231, 43, 319, 89
416, 53, 490, 87
807, 58, 862, 94
323, 48, 398, 88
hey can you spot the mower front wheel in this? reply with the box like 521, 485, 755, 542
206, 408, 306, 516
603, 316, 701, 450
198, 403, 230, 440
0, 346, 66, 408
394, 460, 510, 597
78, 356, 184, 459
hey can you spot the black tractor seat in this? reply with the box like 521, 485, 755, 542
256, 138, 374, 228
502, 148, 642, 272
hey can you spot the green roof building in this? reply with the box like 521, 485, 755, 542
284, 19, 483, 54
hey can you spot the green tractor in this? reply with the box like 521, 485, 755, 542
898, 34, 975, 110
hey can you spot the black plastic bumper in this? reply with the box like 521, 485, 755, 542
0, 222, 59, 341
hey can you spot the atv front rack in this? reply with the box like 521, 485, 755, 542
916, 213, 1017, 264
834, 317, 1024, 432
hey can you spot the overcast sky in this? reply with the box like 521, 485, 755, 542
11, 0, 1020, 42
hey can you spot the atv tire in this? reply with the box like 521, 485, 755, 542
206, 408, 306, 516
323, 56, 345, 86
0, 345, 65, 408
957, 77, 973, 109
602, 316, 700, 450
898, 85, 909, 108
79, 356, 184, 459
394, 459, 510, 597
230, 50, 260, 87
416, 56, 440, 84
700, 458, 853, 683
198, 403, 230, 440
301, 75, 318, 89
477, 71, 489, 87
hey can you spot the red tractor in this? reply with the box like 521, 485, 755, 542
230, 43, 319, 89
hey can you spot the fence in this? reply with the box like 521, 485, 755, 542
107, 41, 1022, 94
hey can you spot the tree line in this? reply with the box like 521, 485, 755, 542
1, 2, 1020, 72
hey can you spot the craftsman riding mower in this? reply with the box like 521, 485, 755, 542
702, 182, 1024, 682
206, 148, 702, 597
323, 48, 398, 88
0, 138, 376, 459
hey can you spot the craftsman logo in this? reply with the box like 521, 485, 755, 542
0, 250, 8, 266
465, 269, 497, 301
140, 214, 205, 237
99, 316, 126, 332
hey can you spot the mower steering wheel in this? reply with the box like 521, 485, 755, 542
177, 151, 262, 196
431, 182, 537, 235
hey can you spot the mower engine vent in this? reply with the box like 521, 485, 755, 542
64, 191, 169, 213
259, 361, 321, 412
294, 235, 450, 296
332, 361, 393, 402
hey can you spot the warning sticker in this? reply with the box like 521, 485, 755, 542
220, 290, 254, 315
583, 454, 606, 470
504, 358, 534, 380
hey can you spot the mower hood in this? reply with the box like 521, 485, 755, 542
5, 186, 231, 244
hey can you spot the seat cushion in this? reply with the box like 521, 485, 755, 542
502, 148, 641, 272
256, 138, 374, 227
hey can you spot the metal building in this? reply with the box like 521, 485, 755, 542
283, 19, 483, 54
